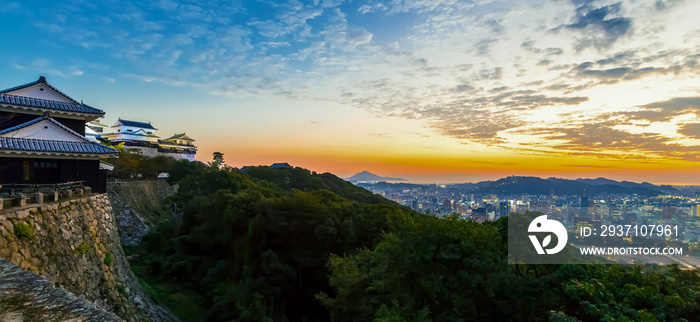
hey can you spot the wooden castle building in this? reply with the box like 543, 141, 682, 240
100, 119, 197, 161
0, 76, 117, 193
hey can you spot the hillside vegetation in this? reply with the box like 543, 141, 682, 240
129, 161, 700, 321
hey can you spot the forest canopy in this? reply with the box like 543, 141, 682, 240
132, 161, 700, 321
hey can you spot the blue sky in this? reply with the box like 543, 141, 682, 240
1, 0, 700, 183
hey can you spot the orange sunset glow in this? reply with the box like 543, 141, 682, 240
2, 0, 700, 184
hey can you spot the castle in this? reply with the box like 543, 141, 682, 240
91, 119, 197, 161
0, 76, 198, 200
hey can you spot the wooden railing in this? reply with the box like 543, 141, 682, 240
0, 181, 86, 201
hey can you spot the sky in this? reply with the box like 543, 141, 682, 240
1, 0, 700, 184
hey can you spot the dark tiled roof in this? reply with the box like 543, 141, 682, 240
164, 133, 194, 141
103, 131, 159, 138
0, 137, 117, 155
0, 115, 118, 155
116, 119, 156, 130
157, 139, 196, 148
0, 115, 84, 137
0, 76, 79, 104
270, 162, 293, 168
0, 93, 105, 115
0, 116, 45, 135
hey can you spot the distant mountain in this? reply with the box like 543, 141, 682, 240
346, 171, 406, 183
357, 181, 426, 190
575, 177, 676, 193
474, 176, 675, 196
358, 175, 676, 196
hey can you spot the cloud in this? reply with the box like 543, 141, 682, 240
475, 39, 497, 56
679, 123, 700, 139
622, 97, 700, 122
484, 20, 504, 34
12, 0, 700, 163
475, 67, 503, 80
654, 0, 684, 10
500, 95, 700, 160
357, 3, 384, 14
0, 2, 22, 13
567, 2, 632, 38
550, 1, 634, 50
571, 53, 700, 82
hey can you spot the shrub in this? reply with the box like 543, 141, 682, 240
14, 223, 34, 239
72, 241, 90, 254
139, 278, 163, 303
104, 252, 113, 266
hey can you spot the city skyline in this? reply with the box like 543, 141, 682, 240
2, 0, 700, 184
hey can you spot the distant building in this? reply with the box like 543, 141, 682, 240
103, 119, 159, 144
661, 204, 675, 220
573, 217, 594, 239
471, 207, 488, 223
498, 201, 511, 218
443, 198, 452, 209
270, 162, 293, 169
85, 119, 108, 143
0, 76, 117, 192
99, 119, 196, 161
580, 196, 589, 208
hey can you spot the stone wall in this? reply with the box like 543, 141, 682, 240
0, 195, 177, 322
0, 258, 122, 321
126, 146, 195, 161
107, 180, 177, 245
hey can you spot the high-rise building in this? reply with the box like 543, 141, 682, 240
498, 201, 511, 218
580, 196, 589, 208
693, 204, 700, 217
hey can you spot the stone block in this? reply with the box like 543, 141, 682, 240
49, 191, 59, 202
85, 186, 92, 194
76, 188, 83, 195
14, 194, 26, 207
34, 192, 43, 204
0, 197, 3, 211
15, 210, 29, 219
10, 252, 21, 264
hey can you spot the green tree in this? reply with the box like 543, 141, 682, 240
212, 152, 225, 168
131, 166, 700, 322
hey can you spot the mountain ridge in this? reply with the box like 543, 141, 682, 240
346, 170, 406, 183
356, 175, 678, 195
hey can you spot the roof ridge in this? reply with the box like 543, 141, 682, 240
0, 76, 80, 104
0, 136, 117, 155
114, 119, 158, 130
0, 93, 104, 115
0, 115, 93, 143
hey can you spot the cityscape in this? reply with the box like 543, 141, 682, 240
359, 175, 700, 263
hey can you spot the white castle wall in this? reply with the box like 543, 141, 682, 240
126, 146, 196, 161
